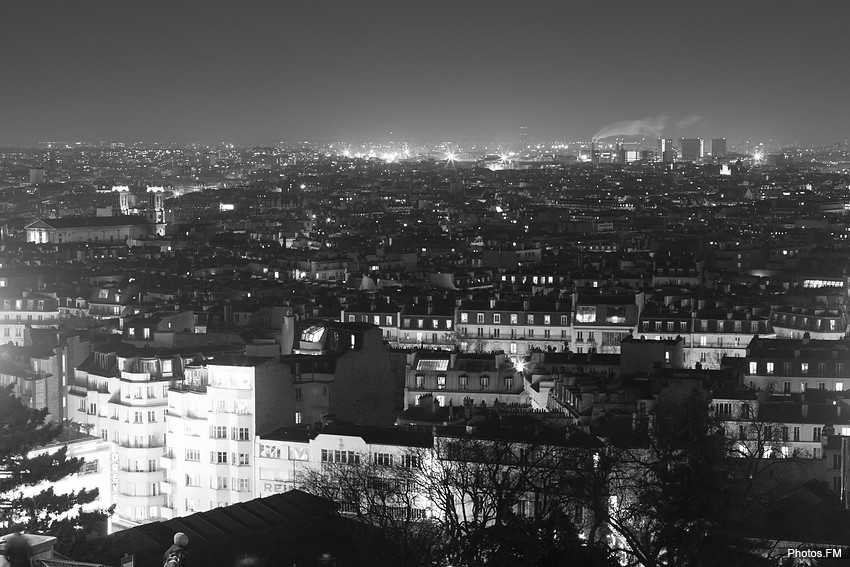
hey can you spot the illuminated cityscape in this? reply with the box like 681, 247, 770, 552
1, 1, 850, 567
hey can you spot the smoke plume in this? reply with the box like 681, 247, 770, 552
592, 114, 702, 140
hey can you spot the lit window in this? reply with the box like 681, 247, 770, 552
576, 306, 596, 323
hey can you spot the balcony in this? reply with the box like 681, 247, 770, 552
115, 493, 166, 507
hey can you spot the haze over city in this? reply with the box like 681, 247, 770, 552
4, 2, 850, 567
2, 0, 849, 146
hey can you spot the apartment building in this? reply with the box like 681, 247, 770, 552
67, 345, 189, 530
769, 306, 847, 340
403, 351, 524, 410
162, 355, 289, 519
571, 292, 644, 354
743, 337, 850, 393
456, 298, 571, 355
282, 322, 396, 428
0, 292, 60, 345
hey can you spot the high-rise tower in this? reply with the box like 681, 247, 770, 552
679, 138, 704, 162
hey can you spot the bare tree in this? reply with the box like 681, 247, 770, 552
296, 448, 442, 567
425, 422, 610, 567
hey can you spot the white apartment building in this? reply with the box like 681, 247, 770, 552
255, 425, 434, 518
0, 292, 60, 345
67, 347, 180, 531
161, 355, 290, 519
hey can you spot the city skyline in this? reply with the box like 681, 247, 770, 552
1, 1, 849, 147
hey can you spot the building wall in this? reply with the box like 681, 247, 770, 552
331, 332, 396, 427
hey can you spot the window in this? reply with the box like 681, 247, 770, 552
818, 382, 826, 390
838, 363, 845, 375
480, 376, 490, 390
837, 382, 845, 392
295, 388, 302, 401
793, 427, 800, 442
417, 319, 424, 328
560, 315, 568, 325
437, 375, 446, 390
510, 342, 517, 354
237, 453, 249, 466
801, 363, 809, 375
446, 320, 452, 329
432, 319, 439, 329
134, 411, 143, 423
147, 410, 156, 422
766, 362, 774, 375
386, 316, 392, 326
544, 315, 551, 325
476, 313, 484, 324
259, 444, 281, 459
210, 425, 227, 439
783, 381, 791, 394
510, 313, 518, 324
800, 381, 807, 392
237, 478, 250, 492
461, 313, 468, 323
813, 427, 822, 442
216, 477, 228, 490
143, 328, 151, 339
458, 376, 468, 390
213, 451, 228, 464
232, 427, 250, 441
505, 378, 513, 390
576, 306, 596, 323
415, 375, 424, 388
374, 453, 393, 467
80, 460, 99, 475
402, 454, 421, 468
186, 448, 200, 461
493, 314, 501, 324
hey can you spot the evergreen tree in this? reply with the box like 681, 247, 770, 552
0, 385, 103, 546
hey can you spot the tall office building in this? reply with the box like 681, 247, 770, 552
679, 138, 705, 162
519, 125, 528, 149
657, 138, 675, 163
711, 138, 727, 157
29, 167, 45, 185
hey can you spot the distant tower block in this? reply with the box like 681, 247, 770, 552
679, 138, 704, 162
519, 125, 528, 148
657, 138, 675, 163
111, 185, 133, 215
711, 138, 727, 157
29, 167, 45, 185
146, 186, 166, 224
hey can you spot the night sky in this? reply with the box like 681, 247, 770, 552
2, 1, 848, 146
